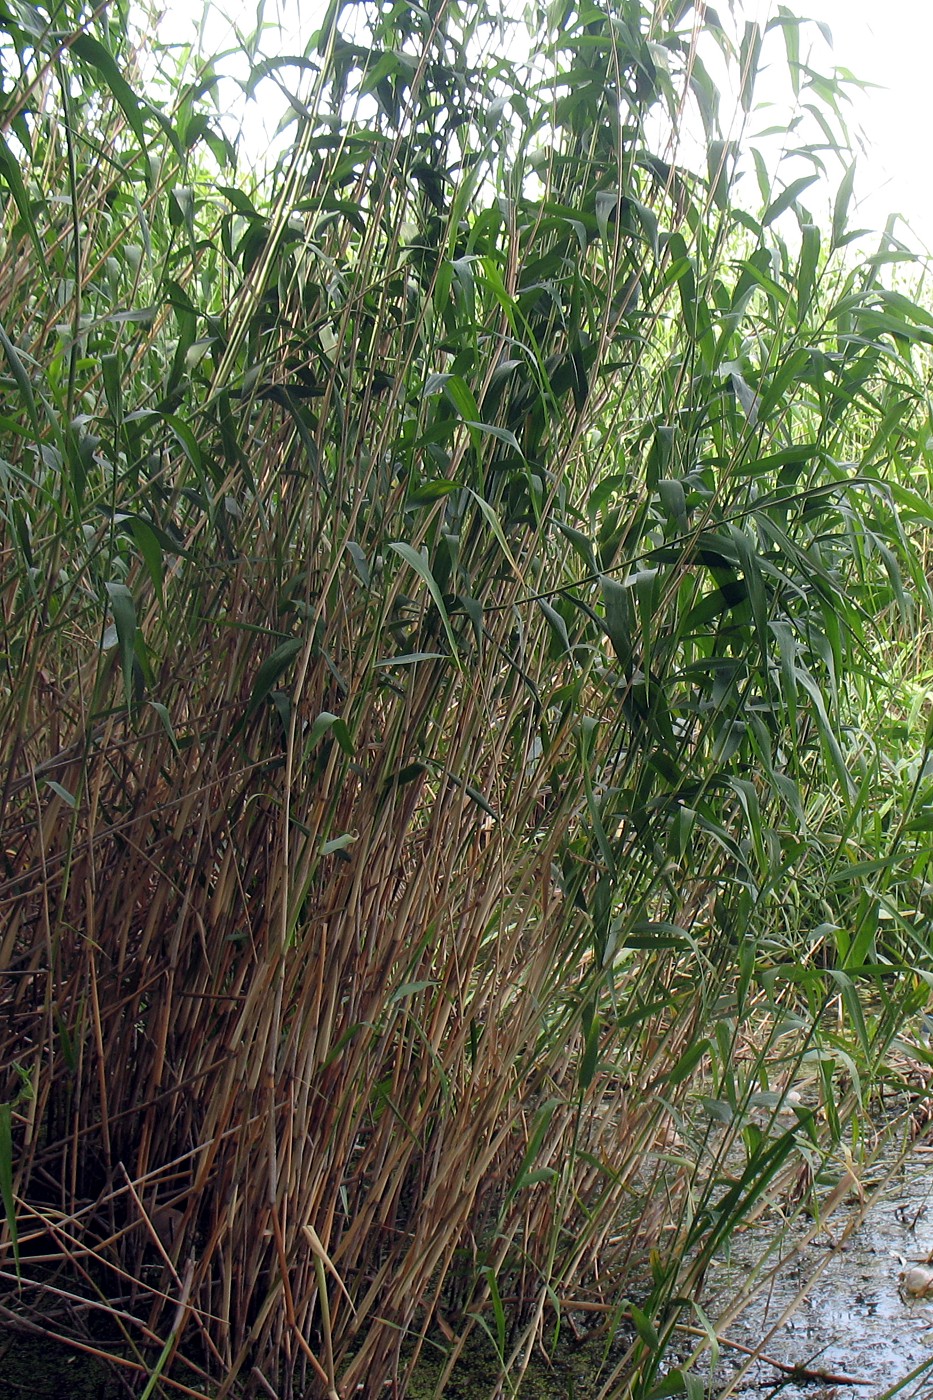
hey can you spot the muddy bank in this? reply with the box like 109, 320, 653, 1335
0, 1335, 124, 1398
6, 1149, 933, 1399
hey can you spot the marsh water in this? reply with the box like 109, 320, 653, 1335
698, 1143, 933, 1399
407, 1140, 933, 1400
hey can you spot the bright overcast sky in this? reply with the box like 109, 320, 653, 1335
159, 0, 933, 249
799, 0, 933, 246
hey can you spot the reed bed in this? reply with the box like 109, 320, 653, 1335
2, 2, 933, 1396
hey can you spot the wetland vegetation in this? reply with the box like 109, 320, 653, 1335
3, 0, 933, 1395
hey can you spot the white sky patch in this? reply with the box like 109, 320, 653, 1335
801, 0, 933, 248
152, 0, 933, 250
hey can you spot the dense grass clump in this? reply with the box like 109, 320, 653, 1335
2, 1, 933, 1396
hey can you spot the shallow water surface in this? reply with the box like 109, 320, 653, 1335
701, 1146, 933, 1398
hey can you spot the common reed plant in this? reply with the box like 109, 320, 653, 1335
2, 2, 933, 1397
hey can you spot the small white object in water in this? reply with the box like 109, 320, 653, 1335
899, 1263, 933, 1298
773, 1087, 804, 1119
